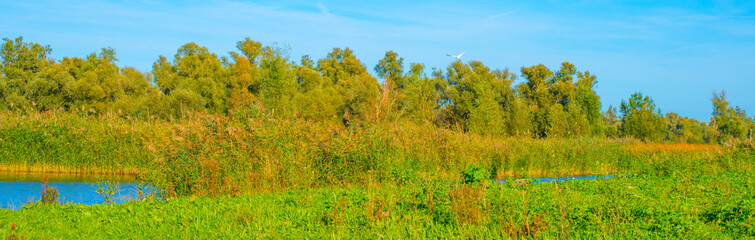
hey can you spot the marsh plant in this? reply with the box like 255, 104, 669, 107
96, 181, 120, 204
462, 165, 491, 184
39, 181, 58, 205
135, 183, 160, 201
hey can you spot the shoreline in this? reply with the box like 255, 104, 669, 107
0, 164, 140, 177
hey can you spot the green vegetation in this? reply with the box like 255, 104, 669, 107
1, 36, 754, 238
0, 111, 153, 174
0, 109, 753, 238
1, 166, 753, 238
2, 36, 753, 143
2, 109, 748, 195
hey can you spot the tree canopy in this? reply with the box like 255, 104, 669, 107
1, 36, 751, 143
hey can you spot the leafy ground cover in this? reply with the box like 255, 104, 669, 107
0, 170, 752, 239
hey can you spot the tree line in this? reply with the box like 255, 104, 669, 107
1, 36, 753, 143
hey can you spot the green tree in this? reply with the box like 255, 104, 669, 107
68, 49, 128, 113
374, 51, 405, 121
550, 62, 576, 107
1, 36, 54, 109
111, 67, 163, 118
701, 122, 721, 144
375, 51, 405, 90
711, 91, 748, 141
153, 43, 228, 115
439, 61, 472, 130
226, 38, 262, 110
665, 112, 705, 143
518, 64, 553, 137
566, 101, 590, 136
603, 105, 621, 138
0, 70, 6, 109
575, 71, 602, 135
747, 117, 754, 140
506, 94, 532, 137
515, 62, 601, 138
441, 61, 515, 135
1, 37, 52, 80
620, 92, 665, 142
294, 56, 340, 121
401, 63, 441, 124
317, 47, 379, 124
546, 103, 569, 137
468, 79, 506, 135
258, 45, 296, 116
25, 60, 73, 111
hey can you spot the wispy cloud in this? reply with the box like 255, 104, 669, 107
663, 42, 722, 54
315, 0, 329, 15
485, 9, 520, 21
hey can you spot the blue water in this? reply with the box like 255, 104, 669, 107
0, 172, 156, 210
495, 174, 615, 184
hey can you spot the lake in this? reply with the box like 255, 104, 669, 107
0, 171, 155, 210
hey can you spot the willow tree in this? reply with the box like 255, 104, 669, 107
603, 105, 621, 138
516, 62, 600, 138
0, 69, 5, 108
24, 57, 72, 111
0, 36, 54, 109
317, 48, 379, 124
226, 38, 262, 110
401, 63, 441, 124
711, 91, 749, 142
258, 45, 296, 116
575, 71, 602, 135
374, 51, 405, 121
518, 64, 553, 138
375, 51, 405, 90
441, 61, 475, 130
620, 92, 665, 142
440, 60, 515, 135
665, 112, 706, 143
153, 43, 228, 115
66, 48, 131, 113
294, 55, 340, 121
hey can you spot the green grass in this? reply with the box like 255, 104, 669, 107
0, 171, 752, 239
0, 110, 753, 238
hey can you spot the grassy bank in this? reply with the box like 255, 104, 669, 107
1, 170, 752, 239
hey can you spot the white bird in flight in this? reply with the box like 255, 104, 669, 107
446, 52, 465, 60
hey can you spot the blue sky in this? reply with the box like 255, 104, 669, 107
2, 0, 754, 121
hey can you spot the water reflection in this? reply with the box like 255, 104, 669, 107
495, 174, 615, 184
0, 171, 154, 210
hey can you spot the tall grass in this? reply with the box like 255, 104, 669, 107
1, 109, 750, 197
1, 109, 754, 238
0, 110, 154, 174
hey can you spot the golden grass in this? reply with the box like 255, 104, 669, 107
623, 143, 720, 153
494, 167, 616, 179
0, 163, 140, 176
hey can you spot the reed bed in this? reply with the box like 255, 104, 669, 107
0, 110, 753, 238
1, 109, 749, 196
